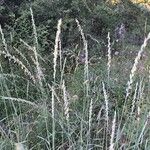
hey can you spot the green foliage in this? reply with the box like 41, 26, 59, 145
1, 0, 150, 57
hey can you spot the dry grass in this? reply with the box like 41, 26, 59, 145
62, 80, 69, 122
0, 50, 35, 82
76, 19, 89, 96
52, 18, 62, 150
109, 111, 116, 150
126, 32, 150, 99
30, 7, 43, 86
0, 16, 150, 150
102, 82, 109, 128
53, 19, 62, 83
1, 96, 38, 107
107, 32, 111, 81
0, 25, 8, 53
15, 143, 26, 150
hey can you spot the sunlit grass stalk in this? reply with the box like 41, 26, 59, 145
144, 139, 149, 149
13, 47, 31, 68
102, 81, 109, 149
62, 80, 69, 123
88, 98, 93, 147
20, 23, 49, 143
138, 112, 150, 144
88, 98, 93, 132
51, 19, 62, 150
137, 80, 144, 122
59, 37, 62, 72
109, 111, 116, 150
62, 80, 71, 147
102, 82, 109, 127
107, 32, 111, 82
51, 86, 55, 150
137, 105, 141, 122
1, 96, 38, 107
126, 32, 150, 100
20, 38, 34, 51
137, 79, 144, 100
0, 51, 35, 83
131, 82, 138, 115
53, 19, 62, 83
60, 58, 67, 85
32, 46, 44, 85
20, 38, 45, 63
0, 25, 8, 53
30, 7, 43, 86
75, 19, 89, 97
30, 7, 38, 50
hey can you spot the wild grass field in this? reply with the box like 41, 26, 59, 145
0, 5, 150, 150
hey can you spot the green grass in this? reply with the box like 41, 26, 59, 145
0, 15, 150, 150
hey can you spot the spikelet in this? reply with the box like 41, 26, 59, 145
102, 82, 109, 127
0, 25, 8, 52
137, 105, 141, 122
53, 19, 62, 82
30, 7, 38, 49
88, 98, 93, 133
107, 32, 111, 81
131, 82, 138, 115
109, 111, 116, 150
15, 143, 26, 150
62, 80, 69, 122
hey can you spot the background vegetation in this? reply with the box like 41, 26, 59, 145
0, 0, 150, 149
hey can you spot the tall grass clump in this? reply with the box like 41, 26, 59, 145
0, 7, 150, 150
76, 19, 96, 149
30, 7, 44, 87
52, 18, 62, 150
